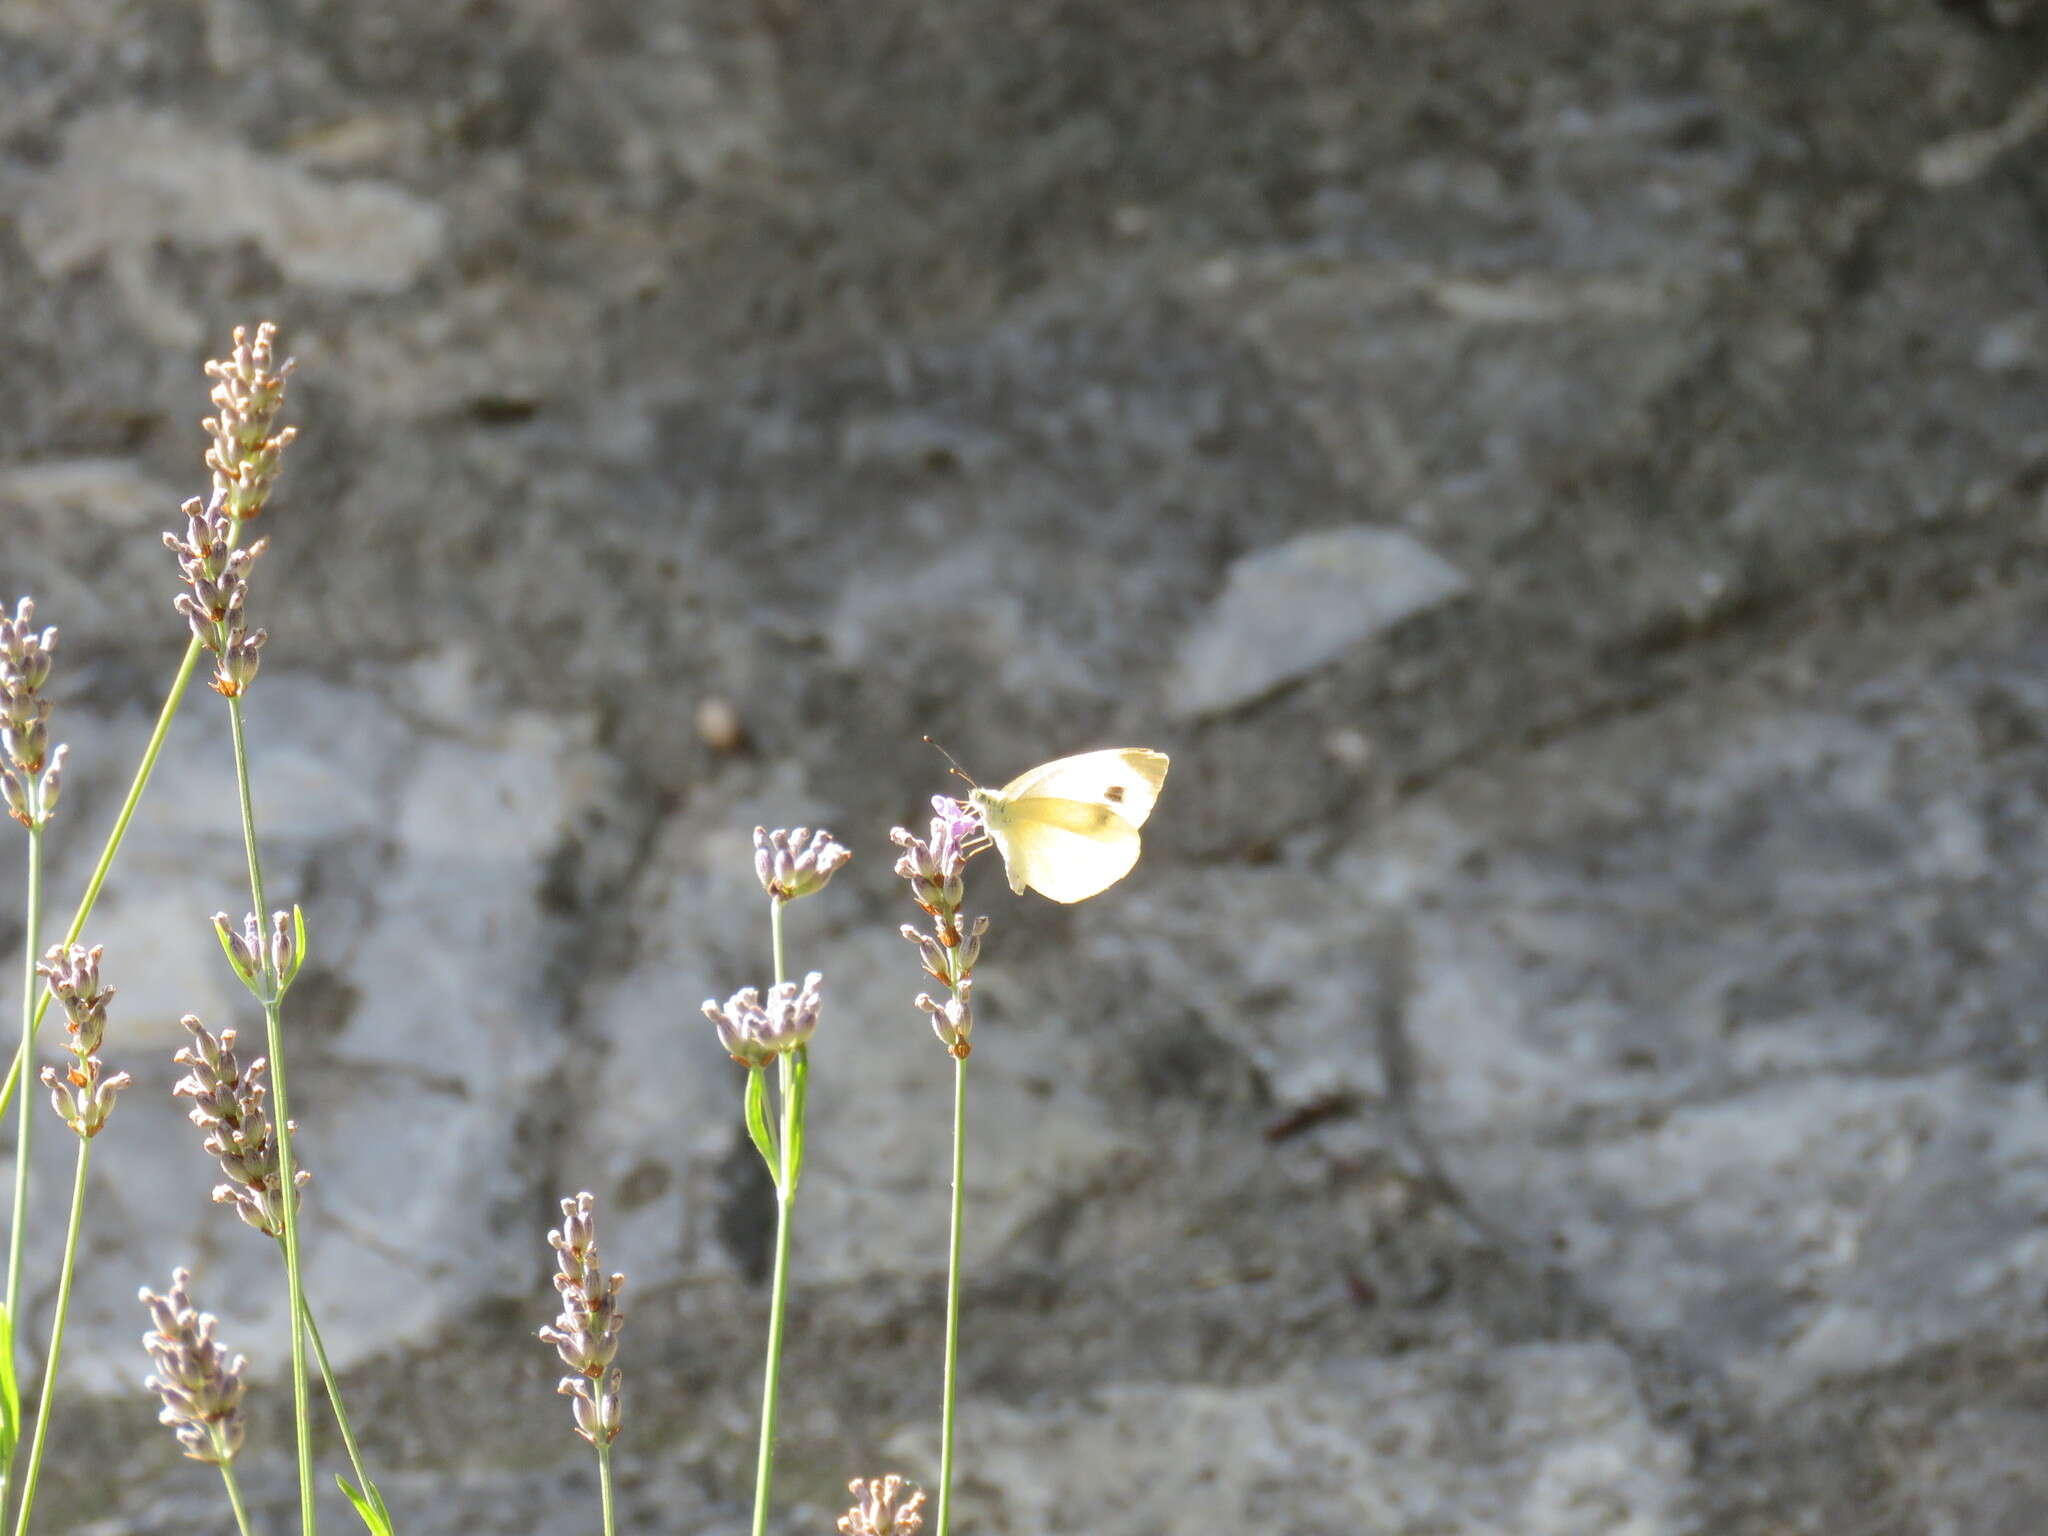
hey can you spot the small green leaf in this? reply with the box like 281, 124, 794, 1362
0, 1301, 19, 1463
743, 1070, 778, 1183
785, 1047, 810, 1194
337, 1473, 395, 1535
286, 904, 309, 990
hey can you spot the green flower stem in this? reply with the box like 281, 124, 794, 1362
597, 1441, 615, 1536
0, 637, 206, 1125
9, 1135, 89, 1536
2, 818, 43, 1418
226, 697, 315, 1536
935, 1051, 966, 1536
748, 894, 795, 1536
298, 1292, 387, 1529
749, 1074, 796, 1536
216, 1455, 256, 1536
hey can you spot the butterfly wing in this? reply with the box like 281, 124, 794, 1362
997, 749, 1169, 829
983, 795, 1144, 903
973, 793, 1031, 895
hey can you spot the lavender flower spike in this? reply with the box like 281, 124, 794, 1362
0, 597, 67, 828
204, 321, 297, 522
889, 796, 981, 922
753, 825, 852, 902
892, 796, 990, 1058
838, 1474, 928, 1535
38, 942, 131, 1137
540, 1192, 627, 1447
37, 944, 111, 1055
172, 1013, 309, 1236
165, 499, 271, 698
701, 972, 824, 1069
140, 1269, 249, 1464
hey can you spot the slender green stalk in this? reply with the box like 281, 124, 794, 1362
216, 1456, 256, 1536
0, 819, 44, 1514
0, 638, 206, 1125
749, 894, 794, 1536
749, 1082, 796, 1536
597, 1441, 615, 1536
9, 1136, 89, 1536
2, 822, 42, 1371
935, 1052, 967, 1536
299, 1295, 383, 1525
226, 698, 315, 1536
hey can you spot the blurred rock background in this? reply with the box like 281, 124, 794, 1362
5, 0, 2048, 1531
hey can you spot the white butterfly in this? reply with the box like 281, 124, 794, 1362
968, 748, 1170, 903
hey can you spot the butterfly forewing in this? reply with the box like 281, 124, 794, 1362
997, 749, 1168, 828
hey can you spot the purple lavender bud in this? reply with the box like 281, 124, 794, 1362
899, 924, 949, 984
957, 913, 989, 974
931, 793, 981, 856
914, 982, 973, 1055
43, 1059, 132, 1138
212, 913, 260, 983
753, 825, 853, 901
2, 770, 25, 828
36, 743, 67, 821
0, 682, 43, 734
702, 990, 777, 1070
552, 1191, 601, 1275
702, 973, 824, 1067
214, 627, 266, 697
267, 909, 294, 982
0, 600, 55, 695
1, 713, 47, 777
173, 594, 212, 646
889, 827, 933, 879
558, 1370, 623, 1447
772, 972, 824, 1047
838, 1475, 928, 1536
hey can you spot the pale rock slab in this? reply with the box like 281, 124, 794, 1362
21, 108, 446, 315
1167, 526, 1469, 719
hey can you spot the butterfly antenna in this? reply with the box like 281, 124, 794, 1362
922, 735, 979, 788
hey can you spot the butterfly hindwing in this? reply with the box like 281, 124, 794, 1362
983, 798, 1143, 903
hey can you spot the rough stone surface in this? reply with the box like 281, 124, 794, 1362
4, 1, 2048, 1532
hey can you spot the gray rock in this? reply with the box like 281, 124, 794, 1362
1166, 525, 1471, 719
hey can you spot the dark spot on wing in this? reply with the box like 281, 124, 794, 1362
1103, 784, 1126, 803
